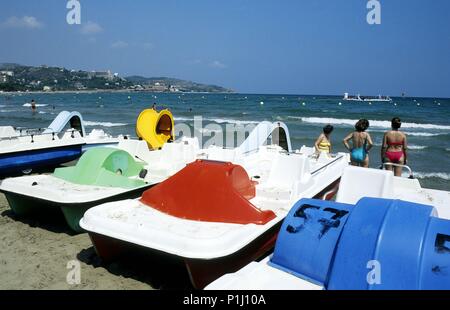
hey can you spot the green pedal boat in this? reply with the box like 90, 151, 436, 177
0, 147, 150, 232
0, 108, 183, 232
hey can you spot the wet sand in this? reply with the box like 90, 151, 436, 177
0, 193, 153, 290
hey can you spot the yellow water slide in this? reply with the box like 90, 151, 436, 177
136, 109, 175, 149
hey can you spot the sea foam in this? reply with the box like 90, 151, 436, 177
175, 117, 259, 125
414, 172, 450, 181
295, 117, 450, 130
23, 103, 48, 107
408, 145, 427, 150
84, 121, 128, 127
403, 132, 443, 137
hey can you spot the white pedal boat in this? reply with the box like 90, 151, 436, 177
79, 144, 349, 288
0, 111, 119, 177
206, 165, 450, 290
0, 121, 293, 232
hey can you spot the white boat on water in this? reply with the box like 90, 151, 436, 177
206, 165, 450, 290
79, 137, 349, 288
0, 111, 119, 177
343, 93, 392, 102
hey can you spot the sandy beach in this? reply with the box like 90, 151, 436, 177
0, 193, 155, 290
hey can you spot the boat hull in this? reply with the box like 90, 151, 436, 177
2, 185, 152, 233
184, 223, 281, 288
85, 178, 341, 288
0, 144, 83, 178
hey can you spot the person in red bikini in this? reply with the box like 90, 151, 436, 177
381, 117, 408, 177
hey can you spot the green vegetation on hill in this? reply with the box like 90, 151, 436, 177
0, 63, 131, 92
126, 76, 233, 93
0, 63, 233, 93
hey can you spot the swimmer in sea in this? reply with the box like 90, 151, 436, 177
31, 99, 37, 112
343, 119, 374, 168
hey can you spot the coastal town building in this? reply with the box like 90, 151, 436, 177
0, 71, 14, 83
0, 71, 14, 77
146, 83, 168, 92
74, 82, 86, 90
88, 70, 114, 81
29, 81, 42, 87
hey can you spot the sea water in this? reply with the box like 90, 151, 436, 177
1, 92, 449, 191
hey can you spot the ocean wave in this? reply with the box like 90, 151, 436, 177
207, 118, 259, 125
23, 103, 48, 107
404, 132, 442, 137
198, 128, 222, 134
369, 129, 443, 137
367, 129, 440, 137
372, 143, 427, 150
84, 121, 128, 127
408, 145, 427, 150
175, 117, 259, 125
295, 117, 450, 130
414, 172, 450, 181
174, 117, 194, 122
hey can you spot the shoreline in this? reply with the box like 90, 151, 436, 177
0, 89, 235, 95
0, 89, 450, 103
1, 90, 449, 100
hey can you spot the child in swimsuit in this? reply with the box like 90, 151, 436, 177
343, 119, 374, 168
382, 117, 408, 177
315, 125, 334, 156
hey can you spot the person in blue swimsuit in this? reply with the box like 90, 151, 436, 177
343, 119, 374, 167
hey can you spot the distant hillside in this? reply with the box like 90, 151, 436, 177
0, 63, 22, 70
0, 63, 233, 93
0, 63, 130, 92
126, 76, 233, 93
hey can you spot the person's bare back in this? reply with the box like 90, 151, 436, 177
352, 131, 369, 149
343, 119, 374, 168
382, 117, 408, 176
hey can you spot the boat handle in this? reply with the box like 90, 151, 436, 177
380, 163, 414, 179
311, 155, 345, 176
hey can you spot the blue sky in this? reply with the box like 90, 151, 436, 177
1, 0, 449, 97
